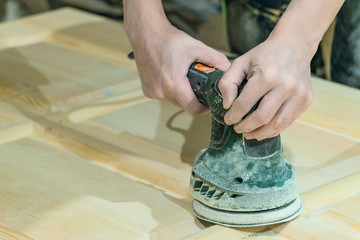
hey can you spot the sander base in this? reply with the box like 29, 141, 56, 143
192, 196, 304, 227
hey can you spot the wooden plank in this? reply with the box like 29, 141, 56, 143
181, 225, 268, 240
68, 100, 210, 171
282, 121, 360, 176
299, 77, 360, 139
0, 137, 203, 240
0, 224, 34, 240
272, 217, 357, 240
330, 196, 360, 221
309, 210, 360, 239
0, 8, 103, 49
51, 13, 136, 69
307, 197, 360, 238
301, 172, 360, 214
31, 113, 191, 198
0, 42, 139, 113
0, 102, 32, 144
0, 8, 358, 240
54, 99, 360, 189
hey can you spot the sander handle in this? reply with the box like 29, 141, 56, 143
187, 63, 280, 157
187, 62, 260, 119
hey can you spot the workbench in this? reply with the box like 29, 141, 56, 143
0, 8, 359, 240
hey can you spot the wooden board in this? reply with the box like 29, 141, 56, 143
0, 137, 202, 240
0, 102, 32, 144
0, 8, 359, 240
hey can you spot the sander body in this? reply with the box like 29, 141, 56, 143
187, 63, 304, 227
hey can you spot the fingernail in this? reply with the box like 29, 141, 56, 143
244, 133, 252, 140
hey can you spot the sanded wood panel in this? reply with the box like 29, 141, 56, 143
0, 137, 203, 240
0, 8, 358, 240
0, 42, 139, 113
0, 102, 32, 144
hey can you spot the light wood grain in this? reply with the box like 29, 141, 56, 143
0, 102, 32, 144
299, 77, 360, 139
309, 210, 360, 239
273, 217, 357, 240
0, 8, 358, 240
0, 137, 203, 240
0, 42, 139, 114
0, 8, 103, 49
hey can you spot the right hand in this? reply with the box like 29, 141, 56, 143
126, 23, 230, 115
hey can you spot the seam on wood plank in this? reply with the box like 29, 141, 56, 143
296, 120, 360, 142
0, 223, 35, 240
51, 88, 148, 124
49, 35, 137, 70
272, 216, 357, 240
29, 114, 191, 198
301, 172, 360, 215
298, 156, 360, 193
309, 210, 360, 239
0, 123, 33, 145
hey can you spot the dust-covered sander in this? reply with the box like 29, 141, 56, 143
187, 63, 304, 227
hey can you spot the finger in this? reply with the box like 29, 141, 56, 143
218, 56, 250, 109
224, 74, 272, 125
233, 89, 286, 133
244, 100, 295, 140
176, 45, 229, 116
193, 44, 231, 71
175, 73, 209, 116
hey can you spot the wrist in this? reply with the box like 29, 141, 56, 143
267, 27, 320, 61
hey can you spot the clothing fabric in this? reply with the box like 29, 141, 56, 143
331, 0, 360, 88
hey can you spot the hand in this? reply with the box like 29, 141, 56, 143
127, 22, 230, 115
219, 36, 314, 140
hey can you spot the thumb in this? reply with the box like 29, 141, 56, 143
218, 55, 249, 109
193, 45, 231, 71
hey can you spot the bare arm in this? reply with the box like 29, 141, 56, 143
219, 0, 344, 140
123, 0, 230, 115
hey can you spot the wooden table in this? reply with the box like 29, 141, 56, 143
0, 8, 359, 240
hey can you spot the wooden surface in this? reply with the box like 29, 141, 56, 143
0, 8, 359, 240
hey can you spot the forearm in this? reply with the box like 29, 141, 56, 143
123, 0, 170, 42
269, 0, 344, 58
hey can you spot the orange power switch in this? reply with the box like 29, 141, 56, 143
194, 63, 215, 73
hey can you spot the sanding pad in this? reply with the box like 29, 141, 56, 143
192, 196, 304, 227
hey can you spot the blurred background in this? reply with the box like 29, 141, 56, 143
0, 0, 333, 81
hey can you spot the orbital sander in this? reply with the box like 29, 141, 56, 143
187, 63, 304, 227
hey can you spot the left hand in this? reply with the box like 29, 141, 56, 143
218, 36, 314, 140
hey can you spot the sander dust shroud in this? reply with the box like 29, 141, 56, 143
187, 63, 304, 227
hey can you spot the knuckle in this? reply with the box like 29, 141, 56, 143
297, 87, 314, 106
256, 112, 271, 125
218, 78, 227, 91
221, 54, 229, 62
225, 114, 237, 125
305, 91, 314, 105
282, 77, 296, 92
241, 125, 252, 133
262, 69, 276, 84
296, 85, 307, 98
273, 118, 286, 130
